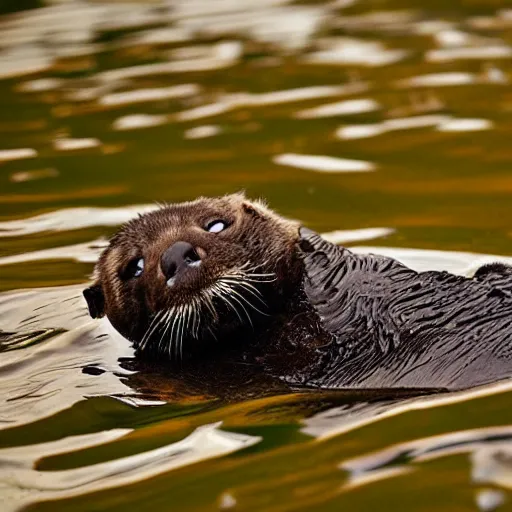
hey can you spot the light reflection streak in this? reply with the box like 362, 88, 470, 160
0, 423, 261, 512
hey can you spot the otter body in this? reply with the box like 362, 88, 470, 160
84, 195, 512, 392
299, 230, 512, 390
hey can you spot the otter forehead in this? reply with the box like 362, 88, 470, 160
96, 193, 300, 281
104, 193, 298, 252
111, 195, 243, 245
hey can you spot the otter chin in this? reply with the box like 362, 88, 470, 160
83, 193, 305, 361
84, 194, 512, 392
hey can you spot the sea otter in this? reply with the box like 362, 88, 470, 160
83, 193, 512, 391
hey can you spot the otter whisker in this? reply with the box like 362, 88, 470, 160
143, 269, 275, 357
239, 258, 272, 273
150, 309, 171, 352
170, 310, 178, 360
228, 259, 276, 281
168, 308, 180, 357
178, 305, 190, 362
224, 297, 246, 326
239, 279, 267, 297
140, 309, 165, 351
212, 285, 245, 326
175, 304, 185, 360
242, 270, 275, 277
243, 274, 278, 283
192, 297, 201, 339
222, 289, 254, 330
221, 277, 267, 300
207, 326, 218, 342
238, 260, 262, 272
231, 281, 269, 309
181, 305, 192, 361
233, 271, 278, 284
219, 279, 267, 311
175, 311, 183, 362
166, 307, 181, 359
157, 309, 173, 356
203, 293, 218, 322
230, 268, 275, 278
229, 287, 270, 317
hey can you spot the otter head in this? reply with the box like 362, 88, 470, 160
83, 194, 302, 360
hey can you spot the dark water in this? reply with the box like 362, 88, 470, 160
1, 0, 512, 510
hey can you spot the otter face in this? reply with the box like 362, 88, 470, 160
83, 194, 301, 360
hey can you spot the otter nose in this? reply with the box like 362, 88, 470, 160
161, 241, 201, 284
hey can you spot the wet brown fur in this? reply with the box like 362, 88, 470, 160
85, 194, 512, 391
85, 193, 307, 360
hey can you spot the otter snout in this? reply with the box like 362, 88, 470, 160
161, 241, 202, 287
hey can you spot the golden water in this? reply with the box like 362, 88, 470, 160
1, 1, 512, 510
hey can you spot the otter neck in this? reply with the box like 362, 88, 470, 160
251, 250, 334, 385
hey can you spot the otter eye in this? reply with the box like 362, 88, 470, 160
123, 257, 144, 280
205, 220, 228, 233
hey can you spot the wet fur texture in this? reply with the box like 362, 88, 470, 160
85, 194, 304, 359
84, 195, 512, 391
299, 229, 512, 390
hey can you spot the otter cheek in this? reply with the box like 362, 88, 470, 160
104, 306, 127, 340
114, 313, 143, 343
104, 294, 140, 343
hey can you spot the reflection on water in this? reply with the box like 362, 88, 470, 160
340, 424, 512, 510
1, 0, 512, 510
1, 423, 260, 508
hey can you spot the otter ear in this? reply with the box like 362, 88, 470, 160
83, 284, 105, 319
242, 201, 260, 216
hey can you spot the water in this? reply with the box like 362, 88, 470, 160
1, 0, 512, 510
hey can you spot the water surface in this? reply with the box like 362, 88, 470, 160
1, 0, 512, 510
